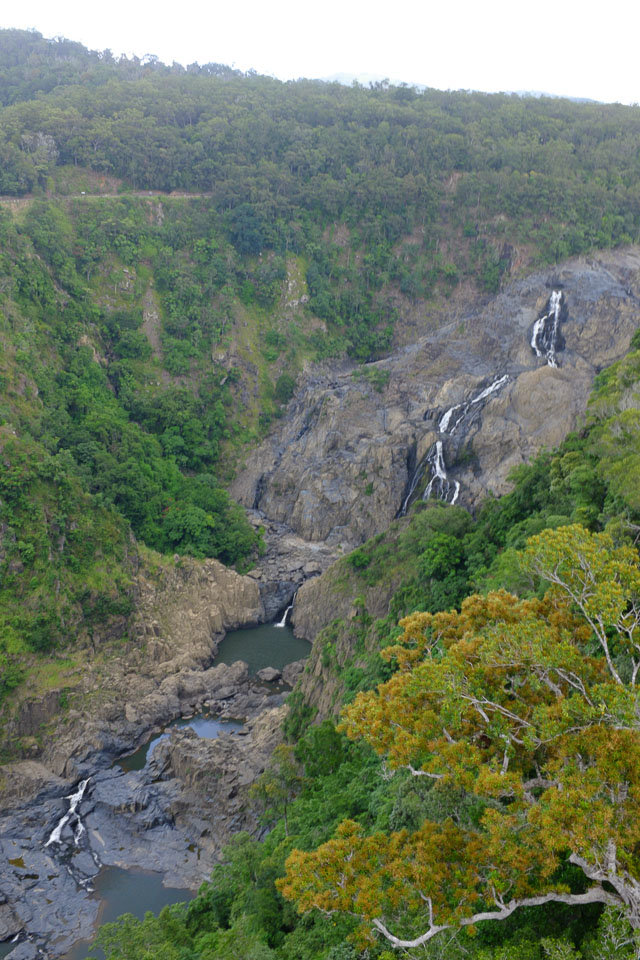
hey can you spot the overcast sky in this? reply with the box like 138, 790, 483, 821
3, 0, 640, 105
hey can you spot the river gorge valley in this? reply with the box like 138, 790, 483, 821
2, 246, 640, 958
2, 41, 640, 958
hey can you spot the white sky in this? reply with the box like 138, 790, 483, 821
3, 0, 640, 105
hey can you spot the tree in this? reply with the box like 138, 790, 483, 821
278, 525, 640, 949
250, 744, 303, 836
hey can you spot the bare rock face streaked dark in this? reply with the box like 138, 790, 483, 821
232, 248, 640, 553
3, 249, 640, 960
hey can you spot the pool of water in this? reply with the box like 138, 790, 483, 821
0, 940, 17, 958
118, 715, 243, 772
38, 621, 311, 960
62, 866, 193, 960
215, 622, 310, 674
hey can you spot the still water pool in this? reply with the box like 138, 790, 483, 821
20, 620, 311, 960
117, 714, 243, 772
215, 621, 310, 674
62, 866, 194, 960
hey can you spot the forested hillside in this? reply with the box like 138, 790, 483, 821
90, 326, 640, 960
2, 27, 640, 960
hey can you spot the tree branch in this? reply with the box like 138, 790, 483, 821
371, 887, 621, 949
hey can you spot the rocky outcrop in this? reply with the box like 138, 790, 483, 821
244, 513, 339, 620
291, 552, 401, 642
0, 669, 289, 958
149, 703, 288, 853
133, 554, 263, 662
232, 249, 640, 551
1, 555, 264, 803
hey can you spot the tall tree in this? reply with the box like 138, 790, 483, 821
279, 525, 640, 949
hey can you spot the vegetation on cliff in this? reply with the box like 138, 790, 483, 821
2, 28, 640, 957
89, 338, 640, 957
3, 28, 640, 679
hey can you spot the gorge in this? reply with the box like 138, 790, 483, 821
1, 34, 640, 957
2, 248, 639, 958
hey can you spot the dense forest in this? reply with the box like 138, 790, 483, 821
1, 27, 640, 960
92, 330, 640, 959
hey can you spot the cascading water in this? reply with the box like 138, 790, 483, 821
399, 451, 430, 515
531, 290, 565, 367
399, 375, 510, 515
45, 778, 90, 848
438, 374, 510, 436
423, 441, 460, 505
274, 604, 293, 628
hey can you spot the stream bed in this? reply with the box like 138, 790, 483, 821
1, 619, 309, 960
117, 715, 244, 772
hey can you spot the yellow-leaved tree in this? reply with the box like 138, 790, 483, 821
277, 525, 640, 949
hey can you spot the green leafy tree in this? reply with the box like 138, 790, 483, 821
279, 526, 640, 949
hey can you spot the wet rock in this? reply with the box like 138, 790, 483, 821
0, 902, 21, 941
258, 579, 297, 622
6, 943, 39, 960
70, 852, 99, 878
0, 762, 68, 814
150, 704, 288, 857
232, 250, 640, 549
1, 555, 264, 782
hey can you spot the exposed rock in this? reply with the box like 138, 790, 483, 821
244, 514, 339, 620
1, 559, 263, 798
256, 667, 282, 682
3, 249, 639, 958
232, 250, 640, 550
134, 555, 263, 656
6, 943, 39, 960
292, 547, 401, 643
282, 660, 307, 686
147, 703, 288, 858
0, 901, 21, 941
0, 679, 290, 957
0, 762, 67, 811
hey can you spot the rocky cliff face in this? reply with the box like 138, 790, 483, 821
232, 249, 640, 553
1, 554, 263, 793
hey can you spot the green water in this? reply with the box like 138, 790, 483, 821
46, 621, 311, 960
62, 866, 193, 960
117, 715, 243, 772
215, 622, 310, 673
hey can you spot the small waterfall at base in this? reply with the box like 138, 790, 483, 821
531, 290, 565, 367
45, 778, 90, 847
274, 604, 293, 628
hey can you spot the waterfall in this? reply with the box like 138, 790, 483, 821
45, 778, 90, 847
399, 450, 431, 516
274, 604, 293, 628
407, 375, 509, 511
422, 441, 460, 505
531, 290, 564, 367
438, 403, 459, 433
439, 374, 510, 437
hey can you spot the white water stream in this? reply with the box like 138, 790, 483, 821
423, 440, 460, 505
45, 778, 90, 847
438, 374, 510, 436
531, 290, 563, 367
274, 604, 293, 628
401, 375, 510, 514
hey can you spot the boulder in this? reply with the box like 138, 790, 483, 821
256, 667, 282, 682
